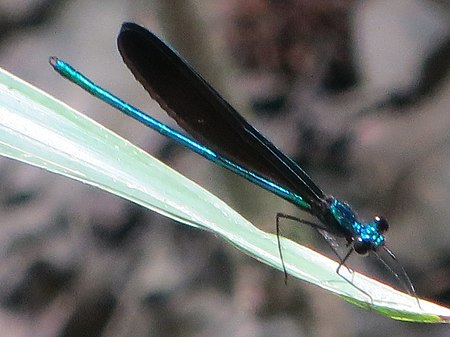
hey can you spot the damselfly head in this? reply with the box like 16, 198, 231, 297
374, 216, 389, 233
353, 216, 388, 255
353, 236, 371, 256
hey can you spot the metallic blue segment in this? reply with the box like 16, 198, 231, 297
329, 198, 358, 233
50, 58, 310, 211
354, 220, 385, 247
329, 198, 384, 247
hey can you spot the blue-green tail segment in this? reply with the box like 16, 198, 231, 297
49, 57, 310, 211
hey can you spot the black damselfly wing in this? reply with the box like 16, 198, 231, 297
117, 22, 324, 207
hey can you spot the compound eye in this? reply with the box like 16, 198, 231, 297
375, 216, 389, 233
353, 237, 370, 256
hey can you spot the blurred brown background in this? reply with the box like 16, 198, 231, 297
0, 0, 449, 336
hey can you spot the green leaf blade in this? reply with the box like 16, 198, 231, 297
1, 66, 449, 322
